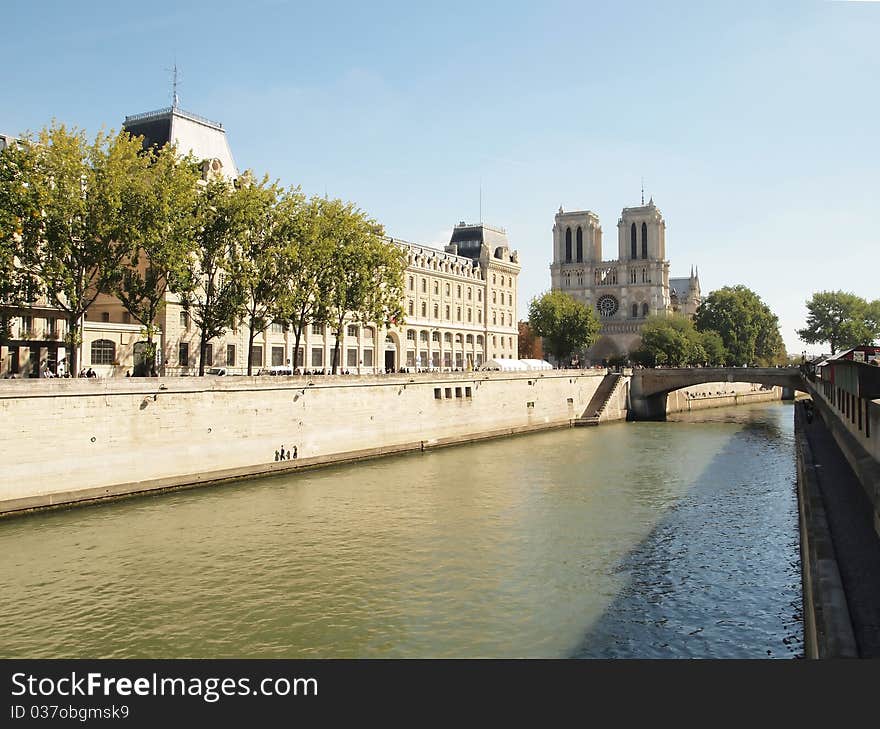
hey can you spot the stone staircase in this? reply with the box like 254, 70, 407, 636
575, 373, 623, 426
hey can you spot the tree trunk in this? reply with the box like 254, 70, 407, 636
247, 318, 257, 376
332, 319, 343, 375
292, 324, 303, 374
67, 314, 80, 375
199, 328, 208, 377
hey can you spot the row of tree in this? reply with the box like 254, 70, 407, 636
527, 285, 789, 367
0, 123, 406, 375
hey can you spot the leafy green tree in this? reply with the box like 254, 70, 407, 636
632, 314, 709, 367
104, 142, 200, 375
0, 124, 144, 374
235, 175, 290, 375
528, 291, 599, 367
274, 195, 333, 373
320, 198, 404, 374
797, 291, 879, 355
180, 178, 249, 376
699, 329, 727, 367
695, 285, 785, 366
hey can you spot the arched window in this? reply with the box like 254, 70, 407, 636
576, 227, 583, 262
642, 302, 649, 317
631, 303, 638, 318
630, 223, 637, 259
565, 228, 572, 262
641, 222, 648, 259
91, 339, 115, 365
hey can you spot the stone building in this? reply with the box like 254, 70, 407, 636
549, 198, 700, 362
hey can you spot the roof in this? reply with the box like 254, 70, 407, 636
669, 277, 694, 299
123, 106, 238, 179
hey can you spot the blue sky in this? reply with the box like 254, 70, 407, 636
3, 0, 878, 354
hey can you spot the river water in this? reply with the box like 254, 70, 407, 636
0, 401, 802, 658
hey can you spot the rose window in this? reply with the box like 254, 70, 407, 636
596, 294, 619, 318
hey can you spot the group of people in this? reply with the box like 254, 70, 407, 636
274, 445, 298, 462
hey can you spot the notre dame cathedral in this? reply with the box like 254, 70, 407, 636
549, 198, 700, 363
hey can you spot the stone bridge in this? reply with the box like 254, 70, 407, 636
629, 367, 806, 420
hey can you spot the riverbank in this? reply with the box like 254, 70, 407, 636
0, 371, 785, 517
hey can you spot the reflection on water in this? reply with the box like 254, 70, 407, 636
0, 402, 800, 658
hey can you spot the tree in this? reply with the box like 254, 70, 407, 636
274, 195, 333, 374
104, 142, 200, 375
235, 175, 289, 375
180, 178, 249, 376
695, 285, 785, 366
632, 314, 711, 367
517, 320, 542, 360
528, 291, 599, 367
797, 291, 879, 355
319, 198, 404, 374
0, 123, 145, 374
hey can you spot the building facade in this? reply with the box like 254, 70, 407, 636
64, 105, 520, 376
549, 198, 700, 362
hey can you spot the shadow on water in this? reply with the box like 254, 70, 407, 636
573, 408, 803, 659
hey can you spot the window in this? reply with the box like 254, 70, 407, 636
407, 329, 416, 341
20, 315, 32, 336
457, 285, 461, 298
347, 348, 358, 367
433, 304, 439, 319
226, 344, 236, 367
421, 278, 427, 293
434, 388, 442, 399
444, 332, 452, 344
467, 287, 472, 300
493, 291, 497, 303
467, 308, 472, 322
493, 312, 497, 325
478, 290, 483, 302
272, 346, 285, 366
363, 327, 373, 338
465, 387, 472, 398
406, 350, 416, 367
466, 334, 474, 344
408, 276, 414, 290
642, 302, 649, 317
565, 228, 572, 262
92, 339, 115, 365
122, 312, 131, 324
632, 303, 639, 318
456, 307, 461, 321
311, 347, 323, 367
478, 311, 482, 324
180, 311, 189, 329
363, 349, 373, 367
294, 347, 304, 367
445, 305, 450, 320
347, 325, 359, 337
455, 387, 463, 398
421, 302, 427, 317
576, 227, 583, 262
433, 281, 439, 295
641, 222, 648, 259
271, 321, 284, 334
445, 282, 451, 296
420, 330, 429, 342
251, 345, 263, 367
408, 300, 414, 315
204, 343, 213, 366
432, 331, 440, 342
630, 268, 637, 284
311, 323, 324, 335
178, 342, 189, 367
500, 293, 505, 305
455, 333, 463, 344
101, 312, 110, 323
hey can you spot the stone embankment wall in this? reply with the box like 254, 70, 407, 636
666, 381, 783, 414
0, 370, 606, 515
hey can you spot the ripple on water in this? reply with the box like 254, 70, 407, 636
0, 402, 801, 658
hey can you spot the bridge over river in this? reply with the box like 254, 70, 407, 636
629, 367, 805, 420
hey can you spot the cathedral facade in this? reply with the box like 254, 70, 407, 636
549, 199, 700, 362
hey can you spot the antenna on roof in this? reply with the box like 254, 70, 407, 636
167, 60, 181, 109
